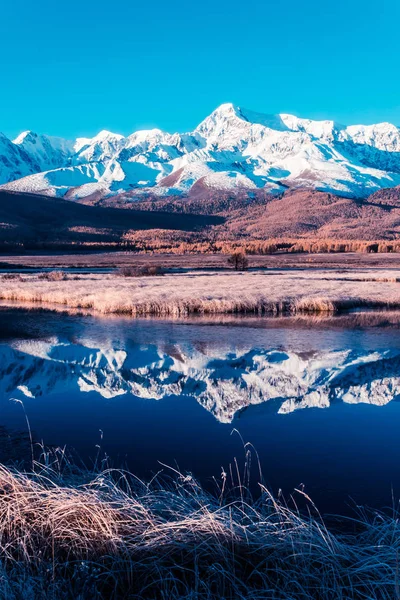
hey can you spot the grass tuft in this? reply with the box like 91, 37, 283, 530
0, 450, 399, 599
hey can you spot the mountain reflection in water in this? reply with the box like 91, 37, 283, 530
2, 338, 400, 422
2, 308, 400, 512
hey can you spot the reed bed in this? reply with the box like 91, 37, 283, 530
0, 449, 399, 600
1, 269, 400, 317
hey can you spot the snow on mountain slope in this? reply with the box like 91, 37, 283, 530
5, 338, 400, 423
73, 130, 125, 163
0, 132, 41, 183
13, 131, 75, 172
2, 103, 400, 200
2, 163, 109, 197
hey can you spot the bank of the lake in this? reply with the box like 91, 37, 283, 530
1, 268, 400, 316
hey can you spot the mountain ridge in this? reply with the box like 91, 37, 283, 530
2, 103, 400, 201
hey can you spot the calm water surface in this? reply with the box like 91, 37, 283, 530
1, 308, 400, 513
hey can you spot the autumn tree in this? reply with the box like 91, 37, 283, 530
227, 251, 249, 271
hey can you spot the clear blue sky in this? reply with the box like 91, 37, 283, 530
1, 0, 400, 139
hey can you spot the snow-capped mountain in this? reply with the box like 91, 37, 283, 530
2, 103, 400, 200
13, 131, 76, 173
4, 338, 400, 423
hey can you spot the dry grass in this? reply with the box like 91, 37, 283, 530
3, 249, 400, 272
1, 269, 400, 316
0, 448, 399, 599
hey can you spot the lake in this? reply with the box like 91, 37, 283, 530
1, 307, 400, 514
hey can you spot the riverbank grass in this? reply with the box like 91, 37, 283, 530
1, 269, 400, 316
0, 451, 399, 599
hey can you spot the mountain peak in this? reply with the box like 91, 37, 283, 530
199, 104, 295, 133
195, 103, 246, 137
93, 130, 124, 142
13, 131, 38, 144
128, 128, 164, 139
215, 102, 240, 114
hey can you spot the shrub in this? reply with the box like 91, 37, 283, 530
139, 265, 164, 276
38, 271, 67, 281
2, 273, 22, 281
118, 265, 164, 277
